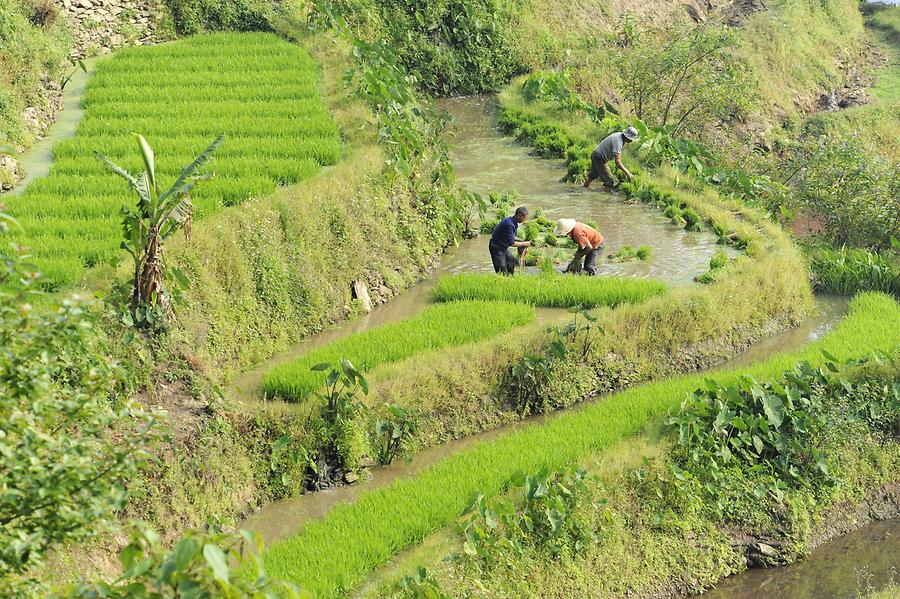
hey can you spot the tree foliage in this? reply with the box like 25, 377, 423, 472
611, 17, 755, 136
0, 214, 161, 594
782, 134, 900, 250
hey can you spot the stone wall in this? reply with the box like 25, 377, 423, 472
56, 0, 168, 56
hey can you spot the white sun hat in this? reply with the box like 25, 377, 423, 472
623, 126, 639, 141
554, 218, 577, 236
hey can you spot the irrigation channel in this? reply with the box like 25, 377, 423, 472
7, 57, 100, 195
238, 96, 852, 553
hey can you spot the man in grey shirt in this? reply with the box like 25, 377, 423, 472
584, 126, 638, 191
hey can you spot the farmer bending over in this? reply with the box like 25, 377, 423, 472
584, 126, 638, 191
489, 206, 531, 275
554, 218, 604, 276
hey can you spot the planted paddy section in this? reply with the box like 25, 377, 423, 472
4, 32, 341, 290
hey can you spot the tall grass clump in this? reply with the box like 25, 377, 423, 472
258, 293, 900, 597
808, 246, 899, 297
433, 273, 666, 308
4, 32, 341, 291
262, 301, 535, 401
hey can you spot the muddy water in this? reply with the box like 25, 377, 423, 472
716, 295, 849, 370
8, 58, 99, 195
702, 518, 900, 599
236, 95, 745, 403
443, 95, 738, 283
232, 95, 730, 401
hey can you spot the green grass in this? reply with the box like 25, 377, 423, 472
4, 32, 342, 291
432, 273, 666, 308
261, 301, 535, 401
258, 293, 900, 597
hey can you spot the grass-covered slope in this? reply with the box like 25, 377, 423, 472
433, 273, 667, 308
259, 292, 900, 596
5, 32, 341, 290
261, 301, 535, 400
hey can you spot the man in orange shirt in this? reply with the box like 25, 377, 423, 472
553, 218, 604, 275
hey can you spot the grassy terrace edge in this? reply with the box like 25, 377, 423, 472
261, 301, 535, 400
259, 292, 900, 596
432, 273, 667, 307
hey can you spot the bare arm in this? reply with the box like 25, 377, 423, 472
512, 240, 531, 248
614, 154, 633, 180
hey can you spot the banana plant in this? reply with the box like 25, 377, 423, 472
96, 133, 223, 321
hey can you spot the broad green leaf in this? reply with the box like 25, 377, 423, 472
203, 543, 229, 583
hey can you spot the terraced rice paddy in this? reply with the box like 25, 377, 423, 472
4, 32, 342, 290
262, 300, 535, 401
258, 292, 900, 597
433, 272, 667, 307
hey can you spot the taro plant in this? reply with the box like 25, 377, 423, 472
371, 403, 419, 466
97, 133, 223, 324
309, 359, 369, 482
394, 567, 448, 599
459, 190, 486, 239
461, 466, 598, 567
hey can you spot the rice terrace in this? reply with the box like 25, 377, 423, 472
0, 0, 898, 597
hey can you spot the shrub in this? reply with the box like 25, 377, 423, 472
432, 273, 666, 308
56, 525, 302, 598
163, 0, 273, 34
262, 301, 535, 401
0, 226, 161, 594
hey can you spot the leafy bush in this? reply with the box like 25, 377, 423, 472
57, 525, 303, 598
783, 134, 900, 250
163, 0, 273, 34
262, 301, 535, 401
433, 273, 666, 308
4, 33, 340, 291
667, 354, 900, 522
0, 222, 160, 594
808, 246, 899, 297
461, 467, 597, 566
315, 0, 522, 95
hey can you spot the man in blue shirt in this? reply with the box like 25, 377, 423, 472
489, 206, 531, 274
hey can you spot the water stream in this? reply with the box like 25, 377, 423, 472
7, 58, 100, 195
237, 97, 851, 550
702, 518, 899, 599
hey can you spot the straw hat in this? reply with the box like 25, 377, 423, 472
554, 218, 577, 236
623, 126, 639, 141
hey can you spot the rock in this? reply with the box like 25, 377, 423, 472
344, 472, 359, 484
78, 0, 92, 8
352, 280, 373, 313
756, 542, 777, 557
359, 456, 377, 469
110, 33, 123, 46
0, 155, 21, 192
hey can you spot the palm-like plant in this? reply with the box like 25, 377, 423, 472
97, 134, 223, 317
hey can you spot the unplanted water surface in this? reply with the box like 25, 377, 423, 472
701, 518, 900, 599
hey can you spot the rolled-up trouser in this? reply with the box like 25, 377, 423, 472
569, 243, 604, 275
489, 243, 517, 275
589, 150, 616, 187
